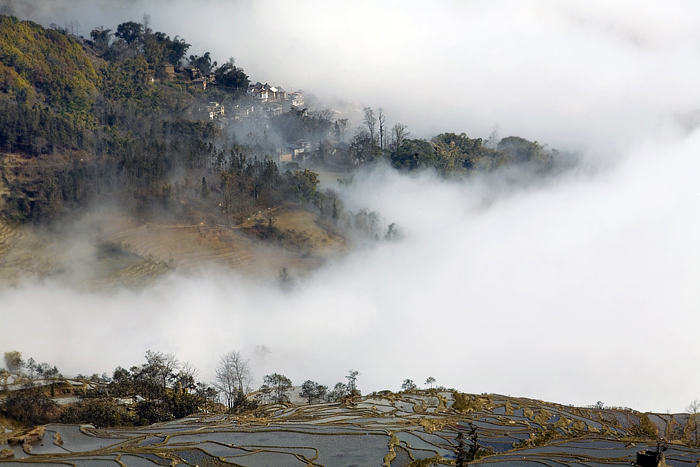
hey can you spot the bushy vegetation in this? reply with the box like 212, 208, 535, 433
0, 16, 98, 113
0, 349, 367, 429
1, 350, 218, 428
630, 413, 660, 439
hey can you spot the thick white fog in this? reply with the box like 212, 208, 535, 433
3, 127, 700, 412
1, 0, 700, 412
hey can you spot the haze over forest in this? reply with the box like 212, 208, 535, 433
1, 0, 700, 414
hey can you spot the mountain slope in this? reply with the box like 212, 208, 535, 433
0, 15, 98, 113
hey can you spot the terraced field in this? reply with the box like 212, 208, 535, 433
2, 392, 698, 466
0, 207, 348, 290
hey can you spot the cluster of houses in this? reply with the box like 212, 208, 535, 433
143, 61, 306, 125
247, 82, 304, 108
196, 102, 225, 120
149, 65, 312, 161
183, 66, 217, 90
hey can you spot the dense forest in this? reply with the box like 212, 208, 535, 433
0, 14, 566, 230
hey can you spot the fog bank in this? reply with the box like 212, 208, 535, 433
2, 126, 700, 412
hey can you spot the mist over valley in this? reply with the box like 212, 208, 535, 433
0, 0, 699, 439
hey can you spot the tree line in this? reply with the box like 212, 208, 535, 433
290, 105, 566, 176
0, 349, 366, 428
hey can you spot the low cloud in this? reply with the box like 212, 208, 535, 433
2, 126, 700, 412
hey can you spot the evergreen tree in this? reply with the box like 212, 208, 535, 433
201, 176, 209, 198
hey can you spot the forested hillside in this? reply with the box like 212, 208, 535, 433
0, 15, 314, 226
0, 14, 567, 244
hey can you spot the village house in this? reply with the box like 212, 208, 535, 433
197, 102, 224, 120
247, 83, 299, 105
284, 140, 311, 161
290, 91, 304, 107
247, 82, 270, 101
183, 66, 202, 80
191, 77, 207, 90
273, 86, 287, 101
206, 102, 225, 119
268, 105, 284, 116
185, 67, 217, 90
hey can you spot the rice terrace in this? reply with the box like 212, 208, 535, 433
2, 381, 700, 466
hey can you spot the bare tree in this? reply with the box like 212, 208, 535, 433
254, 345, 270, 382
64, 20, 81, 36
390, 123, 410, 153
378, 108, 386, 151
215, 351, 252, 410
363, 107, 377, 143
142, 13, 152, 35
487, 124, 500, 150
689, 400, 700, 444
688, 399, 700, 414
176, 361, 199, 392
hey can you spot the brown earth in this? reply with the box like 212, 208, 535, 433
7, 426, 45, 445
0, 206, 348, 290
0, 152, 350, 289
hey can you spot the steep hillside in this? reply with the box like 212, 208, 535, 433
0, 15, 99, 113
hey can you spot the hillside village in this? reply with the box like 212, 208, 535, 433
0, 13, 575, 291
89, 38, 313, 163
172, 72, 313, 163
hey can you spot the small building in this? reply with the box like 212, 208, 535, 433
269, 105, 284, 116
284, 140, 310, 160
192, 78, 207, 90
290, 91, 304, 107
206, 102, 225, 120
274, 86, 287, 101
197, 102, 224, 120
247, 82, 270, 101
183, 66, 202, 80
